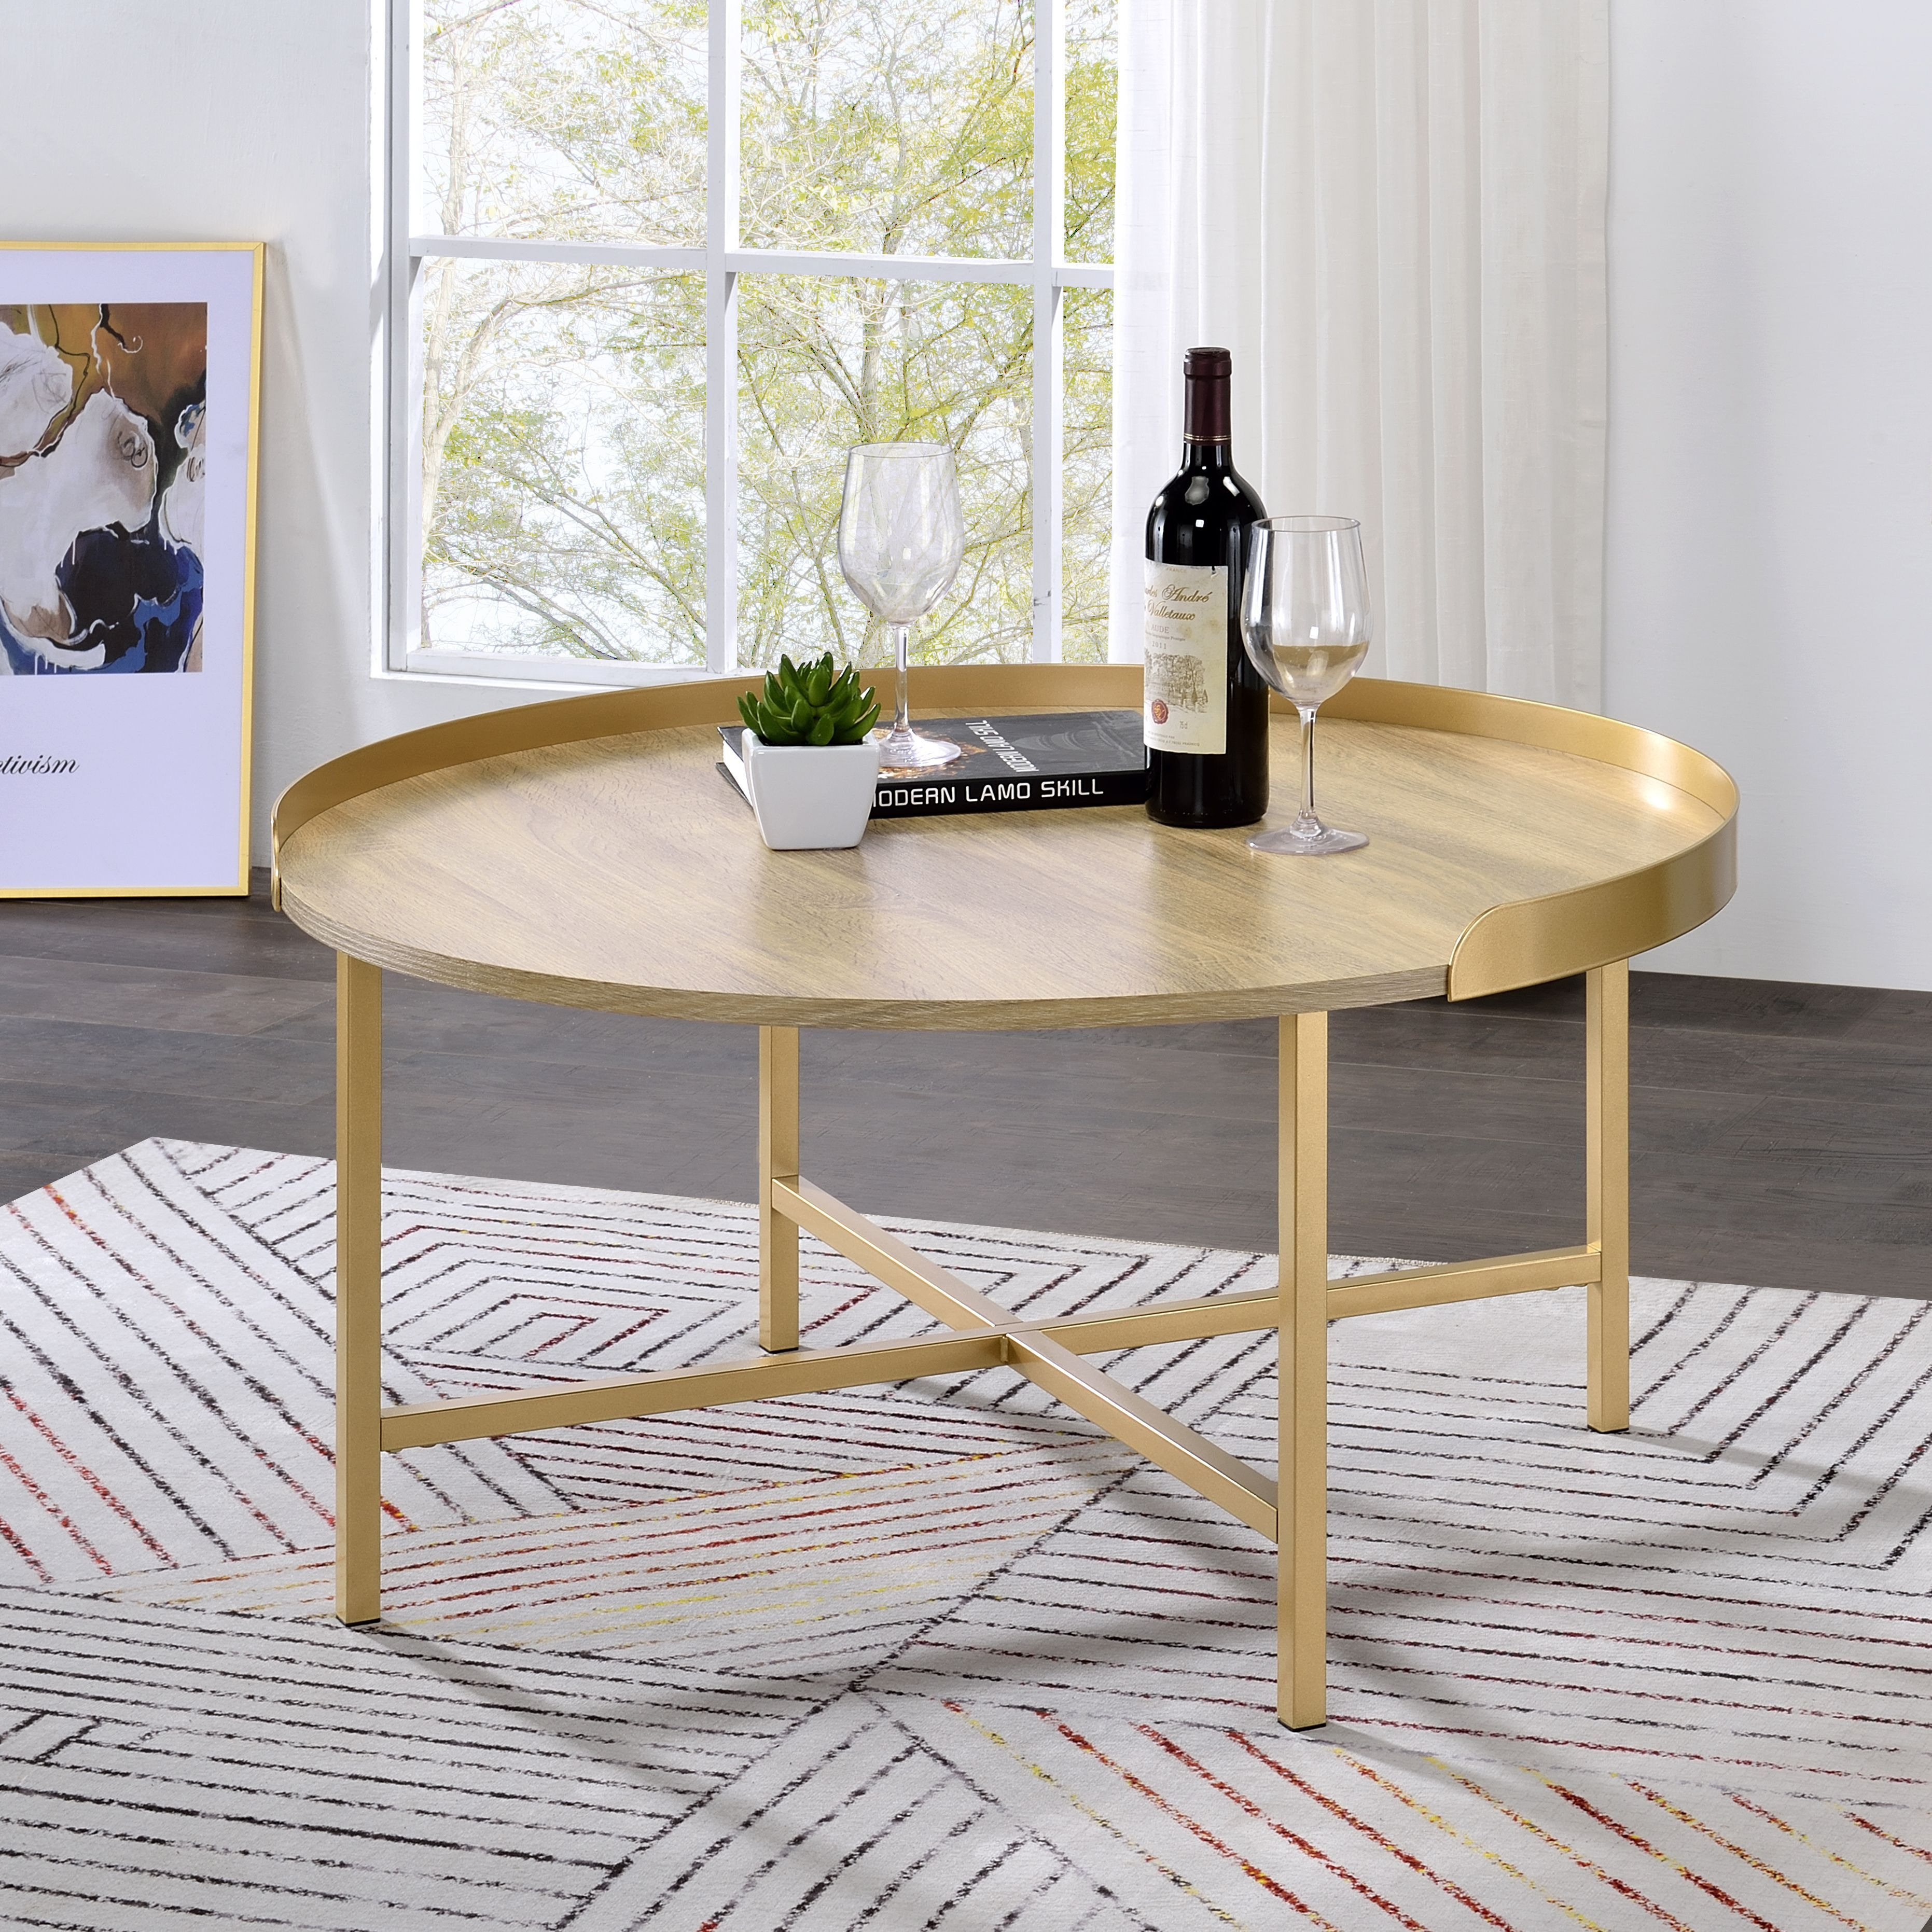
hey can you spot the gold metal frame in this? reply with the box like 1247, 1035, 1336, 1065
0, 241, 265, 898
295, 665, 1709, 1725
333, 963, 1633, 1730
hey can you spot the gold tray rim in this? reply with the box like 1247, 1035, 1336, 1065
272, 665, 1736, 1014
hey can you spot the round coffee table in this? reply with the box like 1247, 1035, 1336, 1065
273, 664, 1736, 1729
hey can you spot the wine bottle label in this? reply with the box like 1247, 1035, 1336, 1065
1142, 561, 1227, 756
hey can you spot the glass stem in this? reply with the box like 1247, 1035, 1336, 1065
891, 622, 913, 738
1297, 705, 1321, 829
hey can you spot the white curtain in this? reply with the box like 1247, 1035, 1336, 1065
1109, 1, 1609, 712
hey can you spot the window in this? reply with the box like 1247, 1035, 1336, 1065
387, 0, 1117, 686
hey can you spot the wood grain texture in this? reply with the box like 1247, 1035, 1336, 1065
276, 703, 1724, 1030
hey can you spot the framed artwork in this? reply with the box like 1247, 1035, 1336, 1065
0, 243, 262, 896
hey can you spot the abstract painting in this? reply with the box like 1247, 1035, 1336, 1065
0, 303, 209, 674
0, 246, 259, 894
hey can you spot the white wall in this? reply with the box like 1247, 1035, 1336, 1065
6, 3, 1929, 987
0, 0, 536, 870
1605, 1, 1932, 989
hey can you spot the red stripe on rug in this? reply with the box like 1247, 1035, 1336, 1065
1221, 1730, 1518, 1929
1544, 1779, 1780, 1929
1050, 1715, 1366, 1921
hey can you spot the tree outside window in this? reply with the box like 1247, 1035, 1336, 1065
400, 0, 1116, 680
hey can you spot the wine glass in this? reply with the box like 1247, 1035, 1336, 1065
837, 442, 967, 769
1240, 516, 1372, 856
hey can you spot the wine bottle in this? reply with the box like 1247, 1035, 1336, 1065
1143, 346, 1269, 829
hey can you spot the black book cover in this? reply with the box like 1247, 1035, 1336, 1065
717, 710, 1149, 819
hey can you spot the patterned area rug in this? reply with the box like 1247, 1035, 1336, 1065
0, 1139, 1927, 1930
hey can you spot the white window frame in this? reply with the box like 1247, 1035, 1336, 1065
382, 0, 1114, 686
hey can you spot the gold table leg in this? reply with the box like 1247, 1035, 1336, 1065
335, 954, 384, 1625
1278, 1011, 1329, 1730
342, 970, 1630, 1717
1587, 960, 1631, 1432
759, 1026, 801, 1353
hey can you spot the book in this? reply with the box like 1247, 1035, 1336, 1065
717, 710, 1150, 819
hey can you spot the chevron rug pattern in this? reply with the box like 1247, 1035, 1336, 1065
0, 1138, 1926, 1929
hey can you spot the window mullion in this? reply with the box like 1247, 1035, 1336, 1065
388, 0, 421, 671
1031, 0, 1066, 664
412, 235, 704, 269
396, 0, 1110, 688
706, 0, 742, 675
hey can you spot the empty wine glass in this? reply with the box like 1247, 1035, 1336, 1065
1240, 516, 1372, 856
837, 442, 967, 769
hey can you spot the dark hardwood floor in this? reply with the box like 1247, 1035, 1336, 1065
0, 878, 1925, 1297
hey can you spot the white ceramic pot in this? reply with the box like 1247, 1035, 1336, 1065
744, 735, 882, 850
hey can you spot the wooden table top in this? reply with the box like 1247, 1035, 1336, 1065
273, 669, 1735, 1031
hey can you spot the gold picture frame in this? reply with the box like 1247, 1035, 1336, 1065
0, 241, 263, 896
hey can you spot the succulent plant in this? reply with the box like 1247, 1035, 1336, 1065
738, 652, 881, 747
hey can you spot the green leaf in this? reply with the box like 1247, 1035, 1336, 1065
806, 711, 836, 746
805, 660, 833, 706
737, 691, 760, 734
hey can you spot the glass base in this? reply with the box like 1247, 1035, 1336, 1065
1248, 819, 1369, 857
874, 725, 962, 771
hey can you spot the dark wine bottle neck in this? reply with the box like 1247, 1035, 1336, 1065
1182, 367, 1232, 447
1180, 437, 1233, 472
